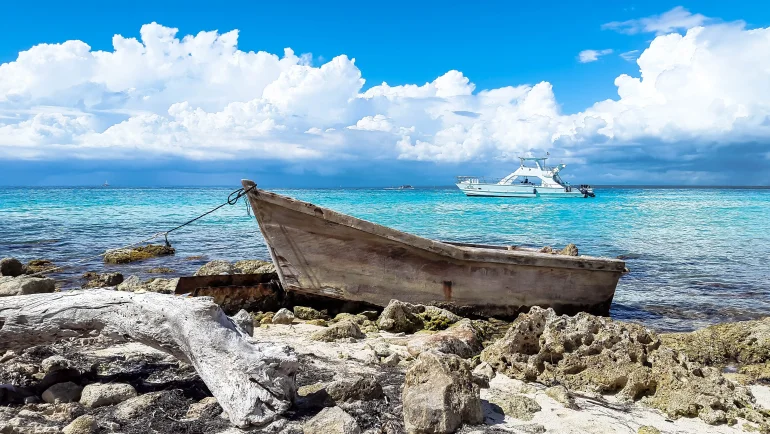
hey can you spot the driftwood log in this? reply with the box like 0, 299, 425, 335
0, 289, 297, 427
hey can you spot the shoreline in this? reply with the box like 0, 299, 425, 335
1, 255, 769, 433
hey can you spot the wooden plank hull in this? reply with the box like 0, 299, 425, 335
242, 180, 625, 317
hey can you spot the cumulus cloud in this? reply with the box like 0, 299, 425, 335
578, 49, 613, 63
602, 6, 710, 35
1, 19, 770, 172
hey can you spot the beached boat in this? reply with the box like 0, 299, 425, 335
456, 156, 595, 198
242, 179, 625, 316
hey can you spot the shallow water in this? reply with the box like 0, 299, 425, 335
1, 186, 768, 332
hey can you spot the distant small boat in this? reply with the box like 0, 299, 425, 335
384, 185, 414, 190
242, 179, 625, 317
102, 181, 110, 187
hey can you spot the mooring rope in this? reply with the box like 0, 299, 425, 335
24, 185, 256, 278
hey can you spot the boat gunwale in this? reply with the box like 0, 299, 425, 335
241, 179, 626, 272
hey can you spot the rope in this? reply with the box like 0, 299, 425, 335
25, 185, 257, 278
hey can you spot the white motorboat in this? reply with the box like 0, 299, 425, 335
456, 156, 595, 198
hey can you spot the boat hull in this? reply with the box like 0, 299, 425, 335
243, 180, 624, 317
456, 183, 589, 198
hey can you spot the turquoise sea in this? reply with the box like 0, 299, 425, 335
1, 186, 769, 332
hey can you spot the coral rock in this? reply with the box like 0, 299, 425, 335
480, 306, 767, 426
402, 351, 482, 433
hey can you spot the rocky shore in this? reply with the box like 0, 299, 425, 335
1, 253, 769, 434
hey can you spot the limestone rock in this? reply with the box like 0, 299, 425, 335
82, 271, 123, 289
558, 243, 579, 256
377, 299, 424, 333
480, 306, 767, 426
382, 353, 401, 367
41, 355, 72, 374
273, 308, 295, 325
402, 351, 482, 433
231, 309, 254, 336
472, 362, 494, 388
116, 275, 178, 294
103, 244, 175, 264
294, 306, 326, 320
79, 383, 137, 408
304, 406, 361, 434
406, 319, 483, 359
62, 414, 96, 434
311, 320, 365, 342
25, 259, 55, 274
326, 375, 383, 403
0, 276, 56, 296
234, 259, 275, 274
186, 397, 221, 419
488, 393, 541, 420
259, 312, 275, 325
637, 426, 661, 434
661, 316, 770, 383
0, 258, 24, 277
306, 319, 328, 327
419, 306, 462, 331
147, 267, 174, 273
194, 260, 235, 276
113, 391, 165, 421
544, 385, 577, 409
42, 382, 83, 403
332, 313, 368, 325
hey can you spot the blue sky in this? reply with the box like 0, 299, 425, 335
1, 1, 770, 186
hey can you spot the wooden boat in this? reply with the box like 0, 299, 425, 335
242, 180, 626, 317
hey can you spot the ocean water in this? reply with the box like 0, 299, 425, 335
1, 186, 768, 332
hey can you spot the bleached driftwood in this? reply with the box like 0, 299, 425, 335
0, 289, 297, 428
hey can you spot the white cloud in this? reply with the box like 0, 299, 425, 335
602, 6, 710, 35
1, 21, 770, 167
578, 49, 614, 63
346, 114, 394, 132
620, 50, 640, 62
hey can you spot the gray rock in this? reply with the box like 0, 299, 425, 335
185, 396, 221, 419
62, 414, 96, 434
82, 272, 124, 288
294, 306, 325, 320
113, 391, 165, 421
472, 362, 494, 388
406, 319, 483, 359
0, 276, 56, 297
0, 258, 23, 277
420, 306, 462, 331
272, 308, 295, 325
80, 383, 137, 408
377, 299, 424, 333
487, 393, 541, 421
41, 355, 72, 373
326, 375, 383, 403
545, 385, 577, 409
233, 259, 276, 274
116, 276, 178, 294
402, 351, 482, 433
194, 260, 235, 276
231, 309, 254, 336
382, 353, 401, 367
42, 382, 83, 403
311, 320, 365, 342
304, 406, 361, 434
